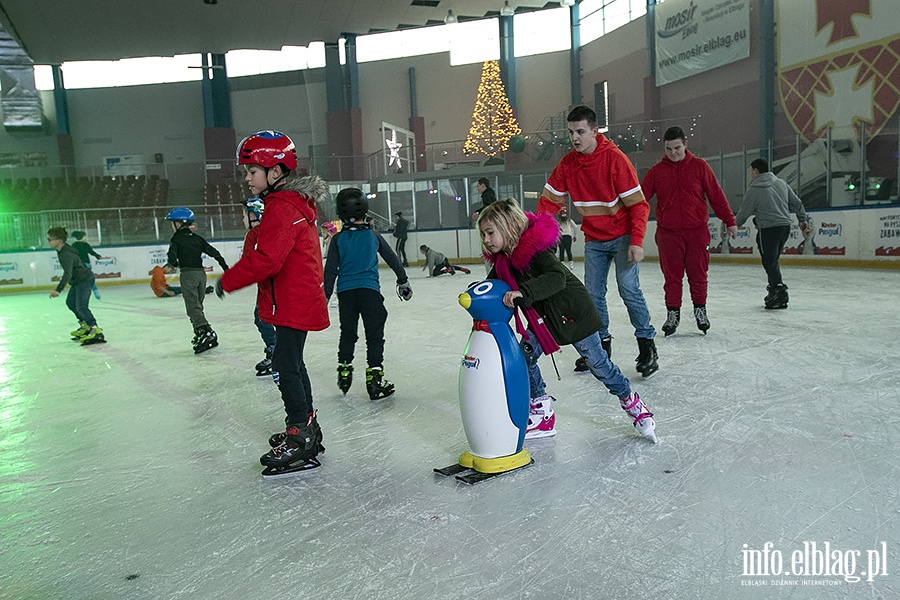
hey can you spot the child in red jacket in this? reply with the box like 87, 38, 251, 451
217, 131, 330, 477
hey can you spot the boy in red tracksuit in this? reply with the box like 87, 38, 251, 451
641, 126, 737, 337
217, 130, 330, 477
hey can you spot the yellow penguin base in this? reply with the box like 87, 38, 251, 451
459, 449, 532, 474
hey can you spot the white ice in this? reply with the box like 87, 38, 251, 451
0, 261, 897, 599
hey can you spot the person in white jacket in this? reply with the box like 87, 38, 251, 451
735, 158, 809, 309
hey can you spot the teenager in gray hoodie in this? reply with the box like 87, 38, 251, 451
735, 158, 808, 309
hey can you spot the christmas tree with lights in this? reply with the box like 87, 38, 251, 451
463, 60, 521, 158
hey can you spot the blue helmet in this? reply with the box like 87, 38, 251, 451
165, 207, 195, 222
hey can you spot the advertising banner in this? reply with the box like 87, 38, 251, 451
709, 219, 754, 254
0, 259, 24, 286
803, 214, 846, 255
872, 210, 900, 257
782, 221, 810, 255
655, 0, 750, 86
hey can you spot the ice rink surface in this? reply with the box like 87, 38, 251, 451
0, 261, 897, 599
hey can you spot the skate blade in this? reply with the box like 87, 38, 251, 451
524, 429, 557, 440
80, 337, 106, 346
256, 372, 273, 378
369, 389, 395, 401
455, 459, 534, 485
261, 457, 322, 479
434, 463, 470, 477
194, 342, 218, 354
639, 367, 659, 379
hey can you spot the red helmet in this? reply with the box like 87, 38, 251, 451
237, 130, 298, 171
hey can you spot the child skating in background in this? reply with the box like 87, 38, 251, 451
47, 227, 105, 345
241, 197, 279, 379
321, 221, 337, 259
164, 207, 229, 354
477, 199, 658, 443
556, 208, 577, 270
150, 264, 181, 297
321, 221, 339, 307
420, 244, 471, 277
217, 130, 329, 477
71, 230, 103, 300
324, 188, 412, 400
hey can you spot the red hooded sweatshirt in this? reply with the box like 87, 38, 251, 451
641, 150, 736, 232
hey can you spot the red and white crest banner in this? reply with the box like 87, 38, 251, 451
778, 0, 900, 143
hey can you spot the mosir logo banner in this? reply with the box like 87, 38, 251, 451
655, 0, 750, 86
778, 0, 900, 142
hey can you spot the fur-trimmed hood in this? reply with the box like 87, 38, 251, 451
267, 174, 329, 222
485, 212, 560, 271
281, 174, 329, 203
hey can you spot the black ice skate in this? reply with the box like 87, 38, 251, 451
574, 356, 590, 372
601, 336, 612, 359
365, 366, 395, 400
634, 337, 658, 378
662, 308, 680, 336
337, 363, 353, 394
193, 325, 218, 354
256, 345, 275, 377
261, 415, 325, 478
693, 305, 710, 334
765, 284, 789, 309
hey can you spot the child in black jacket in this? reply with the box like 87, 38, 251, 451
164, 208, 228, 353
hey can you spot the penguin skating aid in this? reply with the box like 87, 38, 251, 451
434, 280, 533, 485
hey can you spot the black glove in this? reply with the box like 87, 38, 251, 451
396, 281, 413, 301
215, 278, 225, 299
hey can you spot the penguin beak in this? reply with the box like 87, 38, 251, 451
458, 293, 471, 309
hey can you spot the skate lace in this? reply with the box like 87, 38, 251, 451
693, 306, 709, 323
621, 394, 653, 424
665, 310, 679, 324
269, 442, 291, 457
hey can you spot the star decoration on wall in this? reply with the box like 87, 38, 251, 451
385, 129, 403, 171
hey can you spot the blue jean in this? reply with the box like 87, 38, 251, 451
66, 275, 96, 327
522, 330, 631, 400
583, 236, 655, 340
254, 306, 277, 348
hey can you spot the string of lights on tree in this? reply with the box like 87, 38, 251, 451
462, 60, 522, 158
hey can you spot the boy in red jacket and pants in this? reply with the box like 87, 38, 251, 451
642, 126, 737, 336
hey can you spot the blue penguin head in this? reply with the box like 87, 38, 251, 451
458, 279, 514, 323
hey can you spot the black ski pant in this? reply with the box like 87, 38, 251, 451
558, 235, 573, 262
756, 225, 791, 287
273, 326, 313, 424
395, 236, 408, 265
338, 287, 388, 368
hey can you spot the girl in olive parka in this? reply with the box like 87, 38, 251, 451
478, 199, 658, 443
